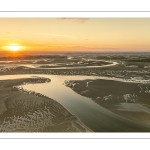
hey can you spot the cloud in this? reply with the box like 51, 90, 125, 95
56, 18, 89, 23
19, 31, 82, 39
20, 31, 32, 34
40, 33, 82, 39
0, 38, 9, 40
4, 32, 11, 35
17, 31, 82, 39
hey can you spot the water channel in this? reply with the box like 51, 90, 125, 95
1, 74, 150, 132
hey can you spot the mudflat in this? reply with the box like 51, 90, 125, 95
65, 79, 150, 127
0, 53, 150, 132
0, 77, 90, 132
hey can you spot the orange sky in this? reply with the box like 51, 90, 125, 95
0, 18, 150, 52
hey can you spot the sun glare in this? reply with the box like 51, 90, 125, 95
7, 45, 21, 52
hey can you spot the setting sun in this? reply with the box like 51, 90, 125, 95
7, 45, 21, 52
1, 18, 150, 52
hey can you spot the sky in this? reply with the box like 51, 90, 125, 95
0, 18, 150, 52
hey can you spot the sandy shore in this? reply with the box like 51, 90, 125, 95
0, 77, 91, 132
65, 79, 150, 127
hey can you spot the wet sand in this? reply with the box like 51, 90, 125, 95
65, 79, 150, 127
0, 78, 90, 132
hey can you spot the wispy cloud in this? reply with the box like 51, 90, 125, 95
4, 32, 11, 35
20, 31, 82, 39
20, 31, 31, 34
0, 38, 8, 40
56, 18, 89, 23
40, 33, 82, 39
19, 31, 84, 40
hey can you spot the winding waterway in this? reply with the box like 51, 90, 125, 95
0, 60, 118, 69
1, 74, 150, 132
